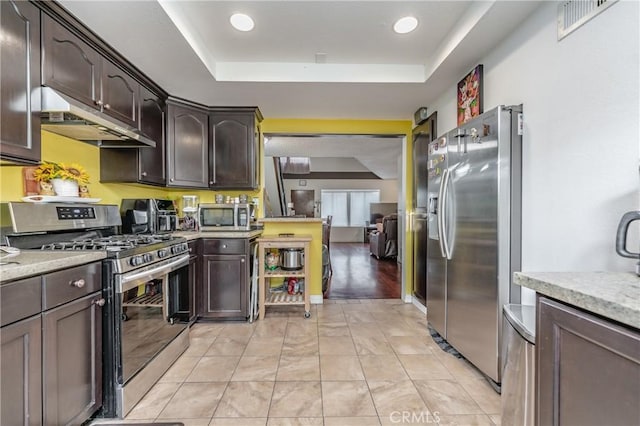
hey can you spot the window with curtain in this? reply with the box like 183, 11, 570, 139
321, 190, 380, 227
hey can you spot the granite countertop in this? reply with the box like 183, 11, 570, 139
258, 217, 323, 223
514, 271, 640, 329
0, 250, 107, 283
173, 230, 263, 241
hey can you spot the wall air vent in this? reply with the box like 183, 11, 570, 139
557, 0, 618, 40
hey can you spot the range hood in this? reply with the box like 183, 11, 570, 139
40, 87, 156, 148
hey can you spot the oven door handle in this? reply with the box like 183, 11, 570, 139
117, 254, 190, 293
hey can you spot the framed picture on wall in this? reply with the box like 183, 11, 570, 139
457, 64, 483, 125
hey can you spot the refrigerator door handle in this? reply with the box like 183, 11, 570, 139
437, 169, 448, 258
441, 168, 452, 260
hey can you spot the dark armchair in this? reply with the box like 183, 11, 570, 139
369, 214, 398, 259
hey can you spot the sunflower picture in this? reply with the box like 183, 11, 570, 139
33, 162, 90, 185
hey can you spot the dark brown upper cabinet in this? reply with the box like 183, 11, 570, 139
209, 108, 262, 190
43, 15, 140, 128
137, 86, 165, 184
99, 85, 165, 185
167, 100, 209, 188
0, 0, 41, 164
42, 14, 101, 109
101, 59, 138, 127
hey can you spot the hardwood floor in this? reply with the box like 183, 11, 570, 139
324, 242, 401, 299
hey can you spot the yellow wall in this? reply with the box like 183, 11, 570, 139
0, 119, 415, 299
0, 131, 262, 214
1, 131, 169, 203
260, 221, 323, 297
261, 118, 414, 298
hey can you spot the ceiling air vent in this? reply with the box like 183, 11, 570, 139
557, 0, 618, 40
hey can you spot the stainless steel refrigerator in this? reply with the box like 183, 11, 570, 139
426, 105, 522, 383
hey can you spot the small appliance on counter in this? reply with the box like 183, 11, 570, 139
181, 195, 199, 231
199, 203, 251, 231
616, 211, 640, 275
120, 199, 178, 234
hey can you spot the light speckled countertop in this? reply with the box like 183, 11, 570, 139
0, 230, 263, 282
0, 251, 107, 283
258, 217, 323, 223
173, 230, 263, 241
514, 272, 640, 329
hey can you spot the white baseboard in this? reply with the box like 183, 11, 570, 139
310, 295, 324, 304
412, 296, 427, 314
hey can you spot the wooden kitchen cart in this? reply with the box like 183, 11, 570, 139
257, 235, 311, 320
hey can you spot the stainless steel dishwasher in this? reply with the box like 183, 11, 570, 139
502, 304, 536, 426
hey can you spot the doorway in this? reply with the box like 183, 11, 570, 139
326, 243, 401, 299
291, 189, 315, 217
263, 132, 409, 302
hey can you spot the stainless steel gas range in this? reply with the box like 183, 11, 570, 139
1, 202, 191, 419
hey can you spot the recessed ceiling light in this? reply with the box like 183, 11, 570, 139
393, 16, 418, 34
230, 13, 254, 32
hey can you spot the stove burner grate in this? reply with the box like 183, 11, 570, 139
40, 234, 178, 252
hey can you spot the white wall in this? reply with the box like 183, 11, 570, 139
284, 178, 400, 242
429, 2, 640, 304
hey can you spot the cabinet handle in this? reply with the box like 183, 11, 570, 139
222, 244, 227, 248
104, 104, 111, 110
241, 258, 245, 263
92, 298, 106, 307
70, 279, 85, 288
209, 181, 214, 185
141, 172, 148, 177
170, 178, 175, 182
95, 100, 103, 106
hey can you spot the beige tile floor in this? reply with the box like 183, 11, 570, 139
121, 300, 501, 426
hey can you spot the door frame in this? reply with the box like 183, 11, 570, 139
263, 131, 410, 302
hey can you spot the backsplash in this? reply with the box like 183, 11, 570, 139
0, 131, 263, 215
0, 131, 169, 204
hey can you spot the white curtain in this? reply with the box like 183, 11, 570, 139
349, 191, 379, 226
321, 190, 379, 227
321, 191, 348, 226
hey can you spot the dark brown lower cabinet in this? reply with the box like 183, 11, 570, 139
0, 262, 103, 425
0, 316, 42, 426
199, 238, 250, 319
43, 292, 103, 426
537, 296, 640, 426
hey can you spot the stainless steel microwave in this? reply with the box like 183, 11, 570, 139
198, 203, 251, 231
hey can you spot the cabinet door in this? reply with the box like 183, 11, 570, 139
0, 0, 41, 163
167, 102, 209, 188
101, 59, 138, 127
42, 15, 101, 109
210, 112, 256, 189
201, 254, 247, 318
1, 316, 42, 426
99, 88, 165, 185
139, 86, 166, 184
537, 297, 640, 426
43, 293, 103, 426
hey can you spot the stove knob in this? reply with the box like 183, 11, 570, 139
158, 249, 168, 258
129, 256, 142, 266
144, 253, 153, 263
